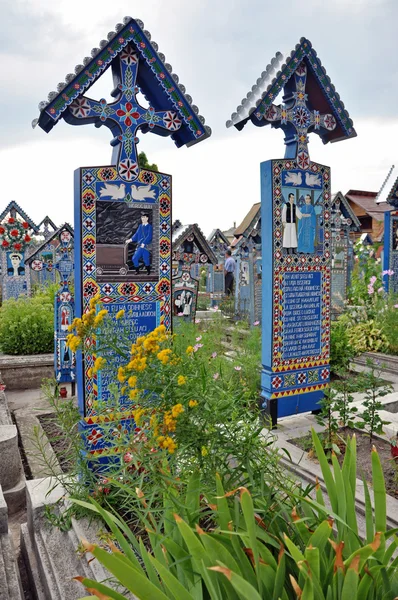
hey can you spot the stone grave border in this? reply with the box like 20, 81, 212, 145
0, 354, 54, 390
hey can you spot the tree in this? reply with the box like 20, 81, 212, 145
138, 151, 158, 172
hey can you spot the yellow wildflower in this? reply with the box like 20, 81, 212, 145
89, 293, 101, 309
157, 348, 172, 365
121, 386, 126, 395
115, 309, 125, 320
132, 408, 146, 426
94, 357, 107, 371
157, 435, 177, 454
163, 411, 177, 432
94, 309, 108, 327
186, 346, 194, 355
188, 400, 198, 408
118, 367, 126, 383
171, 403, 184, 418
128, 375, 137, 388
201, 447, 208, 457
129, 388, 139, 400
177, 375, 187, 386
66, 334, 81, 352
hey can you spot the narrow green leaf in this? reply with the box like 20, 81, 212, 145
75, 577, 127, 600
341, 556, 359, 600
283, 534, 305, 564
331, 452, 347, 535
362, 475, 374, 544
210, 565, 262, 600
150, 555, 195, 600
311, 429, 338, 514
215, 474, 232, 531
272, 551, 286, 600
84, 546, 170, 599
186, 471, 201, 520
371, 447, 386, 532
138, 538, 164, 592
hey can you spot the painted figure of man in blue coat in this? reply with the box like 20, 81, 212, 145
125, 212, 153, 274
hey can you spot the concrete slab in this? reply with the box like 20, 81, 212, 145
23, 477, 136, 600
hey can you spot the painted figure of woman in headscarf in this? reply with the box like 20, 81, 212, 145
297, 194, 316, 253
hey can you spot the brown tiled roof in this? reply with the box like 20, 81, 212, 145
234, 202, 261, 236
345, 190, 392, 218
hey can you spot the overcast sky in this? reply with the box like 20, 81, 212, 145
1, 0, 397, 235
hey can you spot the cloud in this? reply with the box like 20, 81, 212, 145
1, 116, 396, 236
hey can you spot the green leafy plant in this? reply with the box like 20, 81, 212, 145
330, 315, 356, 372
0, 293, 54, 354
332, 371, 360, 428
347, 319, 389, 354
315, 386, 341, 455
356, 360, 392, 445
73, 430, 398, 600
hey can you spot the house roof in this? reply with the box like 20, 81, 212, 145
25, 223, 74, 265
331, 192, 361, 230
226, 37, 356, 145
345, 190, 392, 219
234, 203, 261, 237
172, 223, 217, 264
33, 16, 210, 149
0, 201, 39, 232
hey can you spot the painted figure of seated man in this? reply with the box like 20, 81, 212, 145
297, 194, 316, 254
125, 212, 153, 274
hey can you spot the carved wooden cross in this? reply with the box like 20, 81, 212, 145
67, 44, 182, 181
255, 62, 337, 169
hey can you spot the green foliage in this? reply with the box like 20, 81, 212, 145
332, 372, 360, 428
347, 319, 389, 354
356, 360, 392, 444
74, 431, 398, 600
379, 295, 398, 355
0, 291, 54, 355
315, 387, 341, 453
330, 315, 356, 372
138, 151, 158, 172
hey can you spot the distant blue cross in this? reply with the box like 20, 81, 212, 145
67, 45, 182, 181
255, 62, 337, 169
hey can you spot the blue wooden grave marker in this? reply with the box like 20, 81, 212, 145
382, 166, 398, 293
227, 38, 356, 424
232, 203, 262, 324
330, 192, 360, 317
172, 223, 217, 321
26, 224, 76, 384
34, 16, 210, 458
207, 229, 230, 306
0, 201, 38, 301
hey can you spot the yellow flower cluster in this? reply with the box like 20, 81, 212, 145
66, 294, 108, 352
186, 346, 194, 355
115, 309, 125, 320
171, 403, 184, 417
157, 435, 177, 454
132, 408, 146, 426
157, 348, 172, 365
188, 400, 198, 408
177, 375, 187, 386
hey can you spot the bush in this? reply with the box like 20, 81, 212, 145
0, 293, 54, 355
330, 315, 356, 372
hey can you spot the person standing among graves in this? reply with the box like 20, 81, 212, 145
282, 193, 303, 254
224, 249, 235, 296
125, 212, 153, 274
